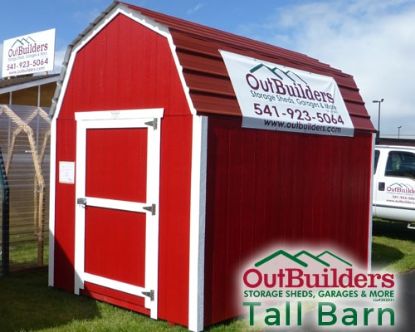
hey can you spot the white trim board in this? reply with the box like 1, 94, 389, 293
188, 116, 208, 332
74, 109, 163, 121
85, 197, 149, 213
74, 118, 86, 296
84, 272, 147, 297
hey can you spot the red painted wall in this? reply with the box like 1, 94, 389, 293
203, 116, 372, 326
54, 14, 192, 326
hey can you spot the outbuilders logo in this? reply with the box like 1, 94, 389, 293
246, 63, 336, 104
220, 50, 355, 137
7, 36, 49, 58
2, 28, 55, 77
249, 62, 309, 84
241, 247, 399, 329
387, 183, 415, 195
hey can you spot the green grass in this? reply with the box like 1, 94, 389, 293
0, 269, 187, 332
371, 219, 415, 272
0, 220, 413, 331
0, 269, 254, 332
9, 240, 48, 266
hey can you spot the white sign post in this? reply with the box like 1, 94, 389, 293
220, 50, 354, 137
2, 28, 55, 78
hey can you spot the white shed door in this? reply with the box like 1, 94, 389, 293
74, 110, 162, 319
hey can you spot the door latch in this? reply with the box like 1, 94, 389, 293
378, 182, 385, 191
77, 197, 87, 208
142, 289, 154, 301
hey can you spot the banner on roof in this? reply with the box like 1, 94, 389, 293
220, 50, 354, 137
2, 29, 55, 78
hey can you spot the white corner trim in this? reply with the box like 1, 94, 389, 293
188, 116, 208, 332
48, 117, 57, 287
367, 133, 376, 273
118, 4, 171, 36
164, 32, 198, 116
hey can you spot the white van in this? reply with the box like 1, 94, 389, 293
373, 145, 415, 228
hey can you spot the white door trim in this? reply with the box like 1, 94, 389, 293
48, 116, 57, 286
84, 272, 147, 297
75, 109, 162, 319
84, 197, 149, 213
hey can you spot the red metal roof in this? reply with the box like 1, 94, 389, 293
122, 2, 374, 132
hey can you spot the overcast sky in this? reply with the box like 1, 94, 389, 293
1, 0, 414, 138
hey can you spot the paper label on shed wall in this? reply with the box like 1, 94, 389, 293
59, 161, 75, 184
220, 50, 354, 137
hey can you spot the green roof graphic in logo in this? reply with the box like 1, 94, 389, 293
294, 250, 330, 267
255, 250, 308, 267
317, 250, 352, 267
254, 249, 352, 268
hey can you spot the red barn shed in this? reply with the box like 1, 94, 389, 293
49, 2, 375, 331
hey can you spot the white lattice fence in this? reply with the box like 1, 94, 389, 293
0, 104, 50, 269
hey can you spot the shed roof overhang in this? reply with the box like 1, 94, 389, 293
51, 1, 374, 134
0, 74, 59, 95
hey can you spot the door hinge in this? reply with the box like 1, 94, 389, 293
145, 118, 157, 130
142, 289, 154, 301
143, 203, 156, 215
77, 197, 87, 208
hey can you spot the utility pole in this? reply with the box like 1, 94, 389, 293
372, 99, 384, 144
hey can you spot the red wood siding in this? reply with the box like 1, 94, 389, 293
85, 128, 148, 202
82, 282, 148, 315
158, 116, 192, 324
54, 119, 76, 291
84, 207, 146, 286
203, 116, 372, 326
54, 14, 192, 326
